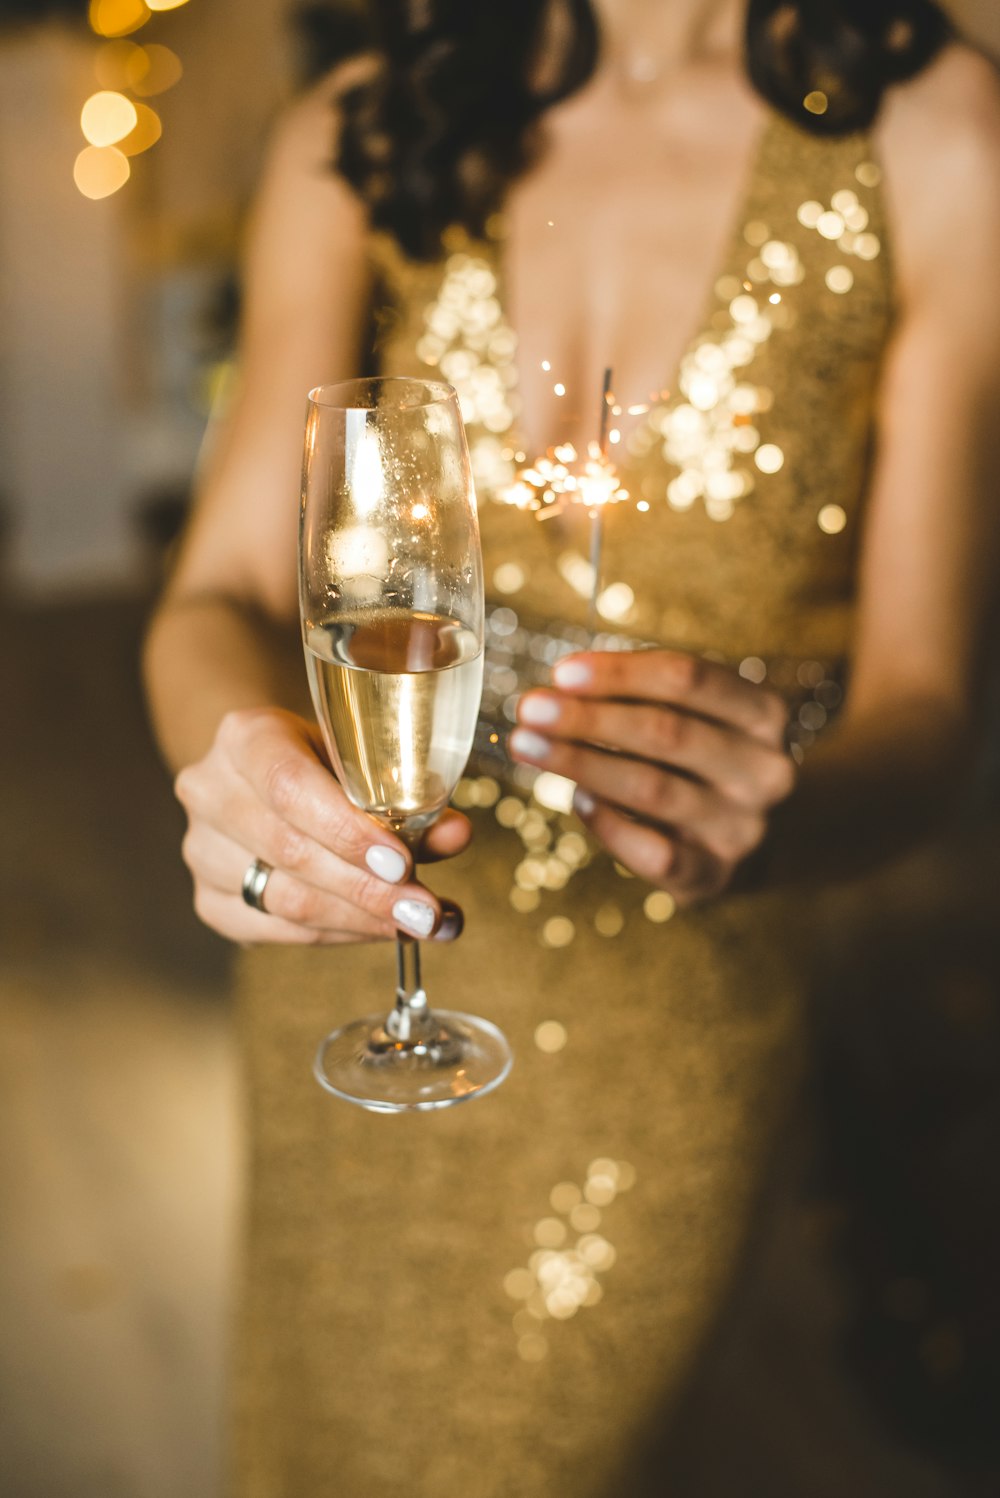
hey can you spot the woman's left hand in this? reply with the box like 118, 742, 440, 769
509, 649, 796, 906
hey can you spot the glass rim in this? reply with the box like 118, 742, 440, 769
307, 376, 457, 413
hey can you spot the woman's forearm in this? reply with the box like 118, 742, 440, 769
143, 592, 307, 773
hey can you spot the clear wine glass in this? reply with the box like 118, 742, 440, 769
300, 377, 513, 1112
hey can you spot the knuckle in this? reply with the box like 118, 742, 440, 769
636, 705, 665, 749
763, 690, 789, 738
630, 762, 663, 815
264, 756, 307, 815
665, 651, 700, 694
217, 707, 253, 750
721, 777, 751, 808
650, 770, 680, 822
271, 821, 311, 874
180, 827, 199, 871
192, 884, 218, 930
702, 821, 743, 863
278, 878, 317, 925
743, 814, 768, 855
328, 806, 369, 863
654, 710, 678, 750
663, 710, 689, 752
300, 924, 329, 947
275, 917, 325, 946
650, 838, 676, 885
707, 813, 766, 863
173, 765, 197, 807
765, 752, 796, 802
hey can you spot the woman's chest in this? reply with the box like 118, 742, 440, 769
499, 88, 768, 455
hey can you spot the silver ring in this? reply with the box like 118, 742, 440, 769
241, 857, 273, 913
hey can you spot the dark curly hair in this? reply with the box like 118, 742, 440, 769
325, 0, 951, 260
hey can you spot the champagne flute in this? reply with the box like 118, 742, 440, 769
300, 377, 513, 1112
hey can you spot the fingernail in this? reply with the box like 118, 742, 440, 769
434, 905, 464, 942
553, 659, 591, 688
519, 694, 561, 727
366, 845, 407, 884
573, 787, 596, 817
509, 729, 550, 762
392, 898, 436, 938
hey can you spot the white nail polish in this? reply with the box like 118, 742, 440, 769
510, 729, 550, 761
573, 787, 596, 817
553, 659, 591, 689
392, 899, 435, 938
366, 845, 407, 884
519, 695, 561, 727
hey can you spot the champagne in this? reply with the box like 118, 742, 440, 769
305, 609, 483, 833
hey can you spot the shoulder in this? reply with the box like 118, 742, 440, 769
880, 41, 1000, 182
876, 42, 1000, 309
242, 57, 384, 308
265, 54, 381, 180
247, 56, 382, 267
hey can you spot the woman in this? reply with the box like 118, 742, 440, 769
144, 1, 1000, 1492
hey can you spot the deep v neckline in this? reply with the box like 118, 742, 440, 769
491, 107, 779, 461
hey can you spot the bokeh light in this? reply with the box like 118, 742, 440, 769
89, 0, 150, 38
118, 102, 163, 157
818, 504, 847, 535
534, 1020, 568, 1052
81, 91, 138, 148
128, 44, 183, 96
73, 145, 131, 200
82, 7, 187, 196
94, 39, 143, 89
825, 265, 854, 295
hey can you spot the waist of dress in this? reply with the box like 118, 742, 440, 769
470, 602, 847, 785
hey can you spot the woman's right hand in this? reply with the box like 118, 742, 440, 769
174, 707, 469, 946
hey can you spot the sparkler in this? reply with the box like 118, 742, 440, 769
589, 367, 614, 630
497, 366, 629, 631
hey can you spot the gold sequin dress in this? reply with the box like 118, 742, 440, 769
231, 115, 892, 1496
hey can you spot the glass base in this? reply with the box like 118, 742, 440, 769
314, 1010, 513, 1113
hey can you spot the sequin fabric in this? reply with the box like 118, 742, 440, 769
231, 115, 892, 1498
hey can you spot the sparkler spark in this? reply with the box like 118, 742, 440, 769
497, 368, 630, 518
496, 440, 629, 516
495, 366, 631, 632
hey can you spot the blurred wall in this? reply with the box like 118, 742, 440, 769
0, 2, 293, 598
149, 0, 292, 253
0, 28, 133, 593
955, 0, 1000, 51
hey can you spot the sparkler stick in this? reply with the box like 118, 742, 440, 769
588, 367, 614, 632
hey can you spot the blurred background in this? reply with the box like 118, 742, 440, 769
1, 3, 999, 1496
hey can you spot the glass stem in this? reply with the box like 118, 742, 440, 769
387, 936, 433, 1042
